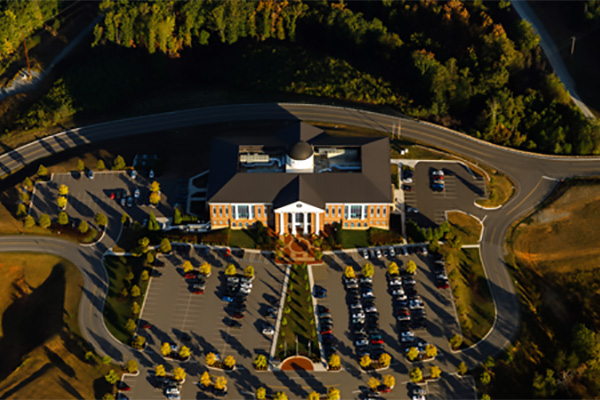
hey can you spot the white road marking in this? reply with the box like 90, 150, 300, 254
542, 175, 560, 181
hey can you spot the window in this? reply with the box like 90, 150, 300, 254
326, 207, 329, 217
219, 207, 223, 217
232, 222, 236, 227
245, 222, 249, 227
232, 206, 237, 219
338, 207, 342, 217
363, 206, 368, 219
344, 206, 349, 219
225, 207, 228, 216
238, 205, 249, 219
350, 205, 362, 219
344, 222, 348, 227
383, 207, 387, 217
213, 207, 217, 216
370, 207, 374, 217
376, 207, 380, 217
258, 206, 262, 218
350, 222, 354, 227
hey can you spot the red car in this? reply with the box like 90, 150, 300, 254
110, 192, 116, 200
192, 289, 204, 295
371, 338, 384, 345
436, 279, 449, 289
117, 381, 130, 391
378, 386, 392, 393
184, 272, 196, 279
320, 329, 332, 335
232, 312, 244, 319
141, 322, 151, 329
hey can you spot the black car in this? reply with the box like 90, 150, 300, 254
224, 318, 242, 328
153, 260, 165, 267
317, 305, 329, 314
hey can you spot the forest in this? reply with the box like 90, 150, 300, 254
6, 0, 600, 155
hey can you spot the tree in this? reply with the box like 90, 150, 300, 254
225, 264, 237, 276
410, 367, 423, 383
125, 319, 137, 333
532, 369, 557, 398
174, 207, 182, 225
449, 334, 463, 349
102, 355, 112, 365
344, 266, 356, 279
274, 392, 288, 400
149, 191, 161, 205
16, 203, 27, 218
131, 301, 141, 314
206, 352, 216, 366
58, 184, 69, 196
406, 260, 417, 274
121, 213, 130, 224
23, 177, 33, 191
77, 158, 85, 172
245, 265, 255, 278
183, 260, 194, 274
308, 391, 320, 400
314, 249, 323, 261
457, 361, 467, 375
39, 213, 51, 229
199, 262, 211, 276
256, 387, 267, 400
161, 342, 172, 357
362, 263, 374, 278
155, 364, 166, 377
179, 346, 190, 359
368, 377, 380, 391
147, 211, 160, 231
160, 238, 171, 253
24, 215, 35, 228
20, 191, 30, 204
103, 394, 114, 400
379, 353, 391, 367
383, 375, 395, 388
58, 211, 69, 225
97, 159, 106, 170
214, 376, 227, 391
480, 371, 491, 385
327, 387, 340, 400
134, 335, 146, 348
146, 251, 154, 264
125, 359, 138, 373
150, 180, 161, 193
173, 367, 186, 381
38, 164, 48, 177
328, 354, 340, 369
95, 212, 108, 227
121, 287, 129, 298
224, 355, 236, 369
200, 371, 212, 387
78, 220, 89, 234
360, 354, 372, 368
57, 196, 67, 209
430, 365, 441, 379
425, 344, 438, 358
141, 270, 150, 281
105, 369, 119, 384
112, 155, 126, 170
131, 285, 141, 297
138, 236, 150, 252
254, 354, 268, 369
388, 262, 399, 275
125, 270, 134, 282
407, 346, 419, 361
481, 395, 490, 400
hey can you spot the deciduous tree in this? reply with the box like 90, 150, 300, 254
327, 387, 340, 400
214, 376, 227, 390
430, 365, 441, 379
480, 371, 491, 385
78, 220, 89, 234
179, 346, 190, 359
150, 180, 161, 193
308, 391, 320, 400
410, 367, 423, 383
379, 353, 391, 367
383, 375, 395, 388
254, 354, 267, 369
16, 203, 27, 218
173, 367, 186, 381
95, 212, 108, 227
368, 377, 380, 391
245, 265, 255, 278
174, 207, 182, 224
360, 354, 372, 368
97, 159, 106, 170
206, 352, 216, 366
199, 262, 211, 276
149, 191, 161, 205
425, 344, 438, 358
160, 238, 171, 253
344, 266, 356, 279
131, 301, 140, 314
23, 177, 33, 191
449, 334, 463, 349
362, 263, 374, 278
58, 211, 69, 225
38, 164, 48, 177
134, 335, 146, 348
457, 361, 467, 375
125, 319, 136, 333
39, 213, 51, 229
24, 215, 35, 228
141, 270, 150, 281
225, 264, 237, 276
406, 260, 417, 274
388, 262, 399, 275
130, 285, 141, 298
407, 347, 419, 361
155, 364, 166, 377
328, 354, 340, 369
224, 355, 236, 369
274, 392, 288, 400
183, 261, 194, 274
161, 342, 171, 357
148, 211, 160, 231
105, 369, 119, 384
256, 387, 267, 400
57, 196, 67, 209
112, 155, 126, 170
125, 359, 138, 373
77, 158, 85, 172
58, 184, 69, 196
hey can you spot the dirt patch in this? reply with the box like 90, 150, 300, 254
280, 356, 314, 371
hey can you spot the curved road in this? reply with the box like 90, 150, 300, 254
0, 103, 598, 374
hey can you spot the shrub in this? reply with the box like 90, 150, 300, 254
160, 238, 171, 253
24, 215, 35, 228
125, 359, 138, 373
95, 212, 108, 227
58, 211, 69, 225
39, 213, 51, 229
112, 155, 126, 170
449, 334, 463, 349
78, 220, 89, 234
362, 263, 374, 277
16, 203, 27, 218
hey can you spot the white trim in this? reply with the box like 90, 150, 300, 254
274, 201, 323, 214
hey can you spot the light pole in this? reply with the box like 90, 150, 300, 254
571, 36, 576, 56
20, 25, 32, 78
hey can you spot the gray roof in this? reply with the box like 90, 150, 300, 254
207, 123, 392, 208
288, 140, 313, 160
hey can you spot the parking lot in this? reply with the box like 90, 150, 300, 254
426, 374, 477, 400
317, 246, 461, 378
124, 246, 286, 400
403, 162, 486, 228
30, 171, 174, 227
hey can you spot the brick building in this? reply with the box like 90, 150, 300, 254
206, 122, 393, 235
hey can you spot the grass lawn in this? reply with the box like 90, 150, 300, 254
0, 253, 118, 399
441, 246, 494, 347
488, 178, 600, 399
341, 229, 369, 249
229, 229, 256, 249
103, 255, 151, 344
475, 168, 514, 209
276, 264, 319, 361
447, 211, 482, 245
391, 164, 399, 189
391, 142, 452, 160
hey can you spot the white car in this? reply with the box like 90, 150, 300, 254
389, 247, 395, 257
362, 249, 369, 259
239, 287, 251, 294
134, 188, 140, 198
352, 312, 366, 319
394, 293, 408, 301
411, 396, 426, 400
355, 338, 369, 346
389, 279, 402, 287
87, 170, 94, 179
391, 288, 405, 296
262, 326, 275, 336
376, 249, 382, 258
149, 169, 155, 179
165, 387, 180, 395
401, 330, 415, 338
409, 299, 425, 310
131, 169, 137, 179
350, 302, 363, 310
366, 306, 377, 313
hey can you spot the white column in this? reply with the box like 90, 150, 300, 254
279, 212, 284, 235
291, 212, 297, 235
315, 212, 320, 235
303, 212, 308, 235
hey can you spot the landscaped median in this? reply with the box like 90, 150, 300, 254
275, 263, 320, 362
103, 255, 152, 346
447, 211, 483, 245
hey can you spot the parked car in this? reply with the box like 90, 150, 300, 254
362, 249, 369, 259
87, 170, 94, 179
126, 196, 133, 207
388, 246, 395, 257
149, 169, 155, 179
222, 296, 234, 302
153, 260, 165, 267
121, 197, 126, 207
130, 169, 137, 179
376, 248, 382, 258
406, 206, 419, 213
313, 285, 327, 298
262, 325, 275, 336
401, 184, 413, 192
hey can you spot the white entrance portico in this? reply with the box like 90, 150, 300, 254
274, 201, 323, 235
